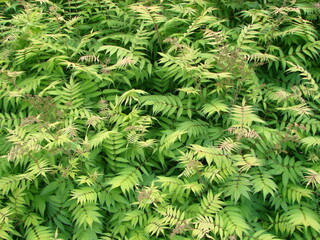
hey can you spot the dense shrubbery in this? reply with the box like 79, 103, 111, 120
0, 0, 320, 239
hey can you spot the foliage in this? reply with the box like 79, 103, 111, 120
0, 0, 320, 239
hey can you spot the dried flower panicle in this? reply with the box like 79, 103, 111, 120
24, 95, 61, 122
136, 185, 165, 209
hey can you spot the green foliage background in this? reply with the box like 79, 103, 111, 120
0, 0, 320, 239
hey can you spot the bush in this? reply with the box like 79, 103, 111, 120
0, 0, 320, 239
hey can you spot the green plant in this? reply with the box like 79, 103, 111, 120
0, 0, 320, 239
